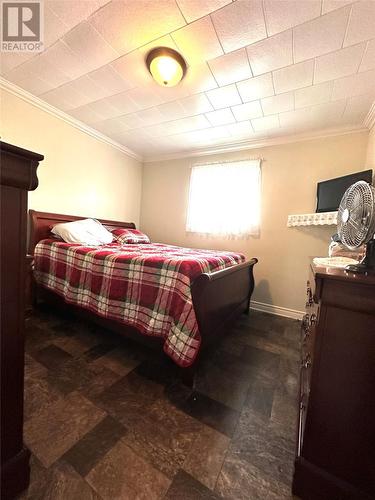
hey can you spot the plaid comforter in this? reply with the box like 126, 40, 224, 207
34, 239, 245, 367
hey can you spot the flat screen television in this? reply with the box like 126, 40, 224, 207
316, 169, 373, 213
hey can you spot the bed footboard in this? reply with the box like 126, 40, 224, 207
191, 258, 258, 352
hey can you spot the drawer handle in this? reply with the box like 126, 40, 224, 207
301, 354, 311, 369
302, 314, 309, 330
310, 313, 317, 325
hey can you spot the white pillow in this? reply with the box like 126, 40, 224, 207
51, 218, 113, 245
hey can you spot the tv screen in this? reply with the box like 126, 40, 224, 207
316, 169, 373, 213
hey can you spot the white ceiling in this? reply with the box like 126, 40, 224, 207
1, 0, 375, 159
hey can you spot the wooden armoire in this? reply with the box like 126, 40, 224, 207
0, 141, 43, 499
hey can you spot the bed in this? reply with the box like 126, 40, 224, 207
29, 210, 258, 382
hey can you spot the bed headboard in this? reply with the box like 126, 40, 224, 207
29, 209, 136, 254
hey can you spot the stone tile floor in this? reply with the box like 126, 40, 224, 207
21, 306, 300, 499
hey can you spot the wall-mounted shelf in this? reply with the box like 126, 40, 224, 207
287, 211, 338, 227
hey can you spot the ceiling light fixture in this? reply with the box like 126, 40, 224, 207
146, 47, 187, 87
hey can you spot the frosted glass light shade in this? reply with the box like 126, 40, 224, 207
146, 47, 187, 87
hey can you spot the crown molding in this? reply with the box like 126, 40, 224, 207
364, 101, 375, 130
143, 125, 368, 163
0, 78, 141, 161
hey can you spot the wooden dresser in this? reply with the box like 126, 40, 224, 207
293, 261, 375, 500
0, 141, 43, 499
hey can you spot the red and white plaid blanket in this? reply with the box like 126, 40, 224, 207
34, 240, 245, 367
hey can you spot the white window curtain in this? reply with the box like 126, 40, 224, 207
186, 159, 261, 238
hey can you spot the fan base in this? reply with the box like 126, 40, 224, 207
345, 263, 375, 275
345, 239, 375, 275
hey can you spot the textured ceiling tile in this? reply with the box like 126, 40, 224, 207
63, 21, 119, 73
111, 50, 152, 89
0, 52, 34, 75
211, 0, 267, 53
279, 108, 312, 128
343, 93, 375, 123
176, 0, 231, 23
171, 16, 223, 65
43, 41, 89, 80
293, 6, 351, 63
331, 69, 375, 99
179, 93, 214, 114
117, 113, 146, 130
205, 108, 236, 126
89, 65, 134, 95
68, 75, 109, 103
205, 84, 242, 109
46, 0, 110, 27
273, 60, 314, 93
294, 81, 333, 108
227, 120, 253, 138
208, 48, 252, 86
314, 43, 365, 83
236, 73, 274, 102
263, 0, 321, 36
231, 101, 263, 121
126, 86, 163, 110
359, 40, 375, 72
135, 107, 165, 126
105, 90, 142, 114
15, 76, 54, 96
261, 92, 294, 115
251, 114, 280, 131
41, 85, 86, 111
87, 98, 120, 120
344, 1, 375, 47
246, 30, 293, 76
44, 6, 72, 49
156, 100, 189, 121
309, 100, 348, 125
163, 114, 211, 134
90, 0, 186, 55
179, 62, 218, 95
69, 105, 103, 124
322, 0, 354, 14
24, 53, 70, 88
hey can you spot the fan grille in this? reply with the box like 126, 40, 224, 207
338, 181, 375, 250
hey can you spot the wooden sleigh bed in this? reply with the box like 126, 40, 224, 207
29, 209, 258, 384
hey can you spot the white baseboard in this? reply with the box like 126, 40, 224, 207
250, 300, 304, 320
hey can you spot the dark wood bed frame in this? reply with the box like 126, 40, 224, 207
29, 209, 258, 384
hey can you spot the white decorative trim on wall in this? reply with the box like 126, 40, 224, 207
250, 300, 304, 321
364, 101, 375, 130
287, 211, 338, 227
143, 125, 368, 163
0, 78, 141, 161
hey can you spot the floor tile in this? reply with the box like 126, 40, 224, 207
230, 407, 295, 486
20, 457, 101, 500
216, 450, 293, 499
24, 391, 106, 467
62, 415, 127, 476
22, 307, 300, 499
178, 391, 240, 438
24, 354, 63, 421
165, 469, 221, 499
32, 344, 73, 371
93, 371, 164, 428
183, 425, 230, 490
123, 397, 202, 478
86, 438, 170, 500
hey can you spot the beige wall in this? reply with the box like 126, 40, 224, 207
366, 126, 375, 169
1, 89, 143, 225
141, 132, 369, 313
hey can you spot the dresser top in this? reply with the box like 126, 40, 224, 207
311, 260, 375, 286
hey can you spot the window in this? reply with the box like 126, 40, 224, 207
186, 159, 261, 237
